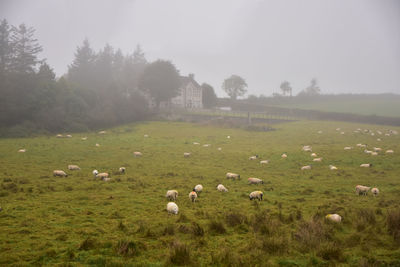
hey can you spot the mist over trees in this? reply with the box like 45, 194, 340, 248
222, 74, 247, 100
201, 83, 217, 108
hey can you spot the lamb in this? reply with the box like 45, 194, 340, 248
248, 177, 264, 185
340, 132, 345, 135
325, 214, 342, 223
189, 190, 198, 202
53, 170, 68, 177
329, 165, 338, 170
249, 155, 259, 160
167, 202, 179, 215
183, 152, 191, 158
226, 172, 240, 180
217, 184, 228, 192
386, 150, 394, 154
377, 138, 381, 142
360, 163, 372, 168
119, 167, 126, 174
249, 191, 263, 201
133, 151, 142, 157
194, 184, 203, 193
313, 158, 322, 162
18, 149, 26, 153
356, 185, 370, 195
371, 187, 379, 196
260, 160, 269, 164
301, 165, 311, 170
281, 153, 288, 158
68, 165, 81, 170
166, 190, 178, 201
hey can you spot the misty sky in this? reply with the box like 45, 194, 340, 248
1, 0, 399, 96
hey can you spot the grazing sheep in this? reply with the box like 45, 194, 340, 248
144, 134, 149, 138
371, 152, 378, 156
227, 136, 231, 139
313, 158, 322, 162
336, 128, 341, 131
325, 214, 342, 222
92, 170, 99, 177
203, 144, 210, 147
183, 152, 191, 158
311, 153, 317, 157
217, 147, 222, 151
260, 160, 269, 164
189, 191, 198, 202
95, 143, 100, 147
329, 165, 338, 170
373, 147, 382, 152
167, 202, 179, 215
317, 130, 323, 134
249, 191, 263, 201
386, 150, 394, 154
377, 138, 381, 142
66, 134, 72, 138
301, 165, 311, 170
133, 151, 142, 157
371, 187, 379, 196
371, 133, 375, 136
68, 165, 80, 170
226, 172, 240, 180
302, 145, 312, 152
166, 190, 178, 201
98, 130, 106, 134
103, 177, 111, 182
356, 143, 364, 148
248, 177, 264, 185
194, 184, 203, 193
217, 184, 228, 192
81, 137, 87, 140
344, 147, 352, 150
56, 134, 63, 138
340, 132, 345, 135
193, 142, 200, 145
377, 130, 382, 135
96, 172, 109, 180
249, 155, 259, 160
385, 133, 390, 136
281, 153, 288, 158
356, 185, 371, 195
53, 170, 68, 177
18, 149, 26, 153
360, 163, 372, 168
364, 150, 372, 154
119, 167, 126, 174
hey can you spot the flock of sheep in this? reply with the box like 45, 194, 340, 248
17, 126, 397, 224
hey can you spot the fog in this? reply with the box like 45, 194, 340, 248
1, 0, 399, 96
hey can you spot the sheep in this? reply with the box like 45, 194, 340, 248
356, 185, 370, 195
371, 133, 375, 136
386, 150, 394, 154
183, 152, 191, 158
340, 132, 345, 135
373, 147, 382, 152
371, 152, 378, 156
329, 165, 338, 170
81, 137, 87, 140
311, 153, 317, 157
18, 149, 26, 153
193, 142, 200, 145
98, 130, 106, 134
356, 143, 365, 148
133, 151, 142, 157
92, 170, 99, 177
226, 172, 240, 180
217, 147, 222, 151
260, 160, 269, 164
344, 147, 352, 150
336, 128, 341, 131
56, 134, 63, 138
203, 144, 210, 147
96, 172, 109, 180
144, 134, 149, 138
189, 190, 198, 202
248, 177, 264, 185
53, 170, 68, 177
302, 145, 312, 152
166, 190, 178, 201
119, 167, 126, 174
249, 155, 259, 160
301, 165, 311, 170
103, 177, 111, 182
66, 134, 72, 138
227, 136, 231, 139
317, 130, 323, 134
313, 158, 322, 162
217, 184, 228, 192
364, 150, 372, 154
377, 130, 382, 135
249, 191, 263, 201
371, 187, 379, 196
194, 184, 203, 193
68, 165, 81, 170
325, 214, 342, 223
377, 138, 381, 142
167, 202, 179, 215
281, 153, 288, 158
95, 143, 100, 147
360, 163, 372, 168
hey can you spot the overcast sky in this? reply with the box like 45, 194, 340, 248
1, 0, 399, 96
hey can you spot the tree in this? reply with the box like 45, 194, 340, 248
133, 44, 147, 65
0, 19, 12, 75
222, 75, 247, 100
201, 83, 217, 108
299, 78, 320, 96
10, 23, 43, 73
138, 60, 181, 110
68, 38, 96, 89
280, 81, 292, 96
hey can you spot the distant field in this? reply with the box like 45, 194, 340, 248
274, 97, 400, 117
1, 120, 400, 265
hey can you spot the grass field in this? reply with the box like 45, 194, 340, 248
1, 120, 400, 266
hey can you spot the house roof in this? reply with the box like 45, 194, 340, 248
180, 75, 201, 89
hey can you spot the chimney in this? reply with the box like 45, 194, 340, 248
188, 73, 194, 80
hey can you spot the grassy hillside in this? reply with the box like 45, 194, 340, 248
1, 120, 400, 266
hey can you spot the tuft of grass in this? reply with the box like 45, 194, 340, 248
225, 211, 247, 227
387, 209, 400, 243
208, 220, 226, 234
115, 240, 143, 257
261, 236, 288, 255
168, 242, 191, 265
317, 242, 344, 261
191, 222, 204, 236
78, 237, 97, 251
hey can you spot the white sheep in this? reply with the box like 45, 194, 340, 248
249, 191, 263, 201
167, 202, 179, 215
329, 165, 338, 170
183, 152, 191, 158
98, 130, 106, 134
336, 128, 341, 131
360, 163, 372, 168
341, 132, 345, 135
217, 147, 222, 151
217, 184, 228, 192
302, 145, 312, 152
373, 147, 382, 152
325, 214, 342, 223
133, 151, 142, 157
68, 165, 81, 170
371, 187, 379, 196
193, 142, 200, 145
356, 185, 371, 195
166, 190, 178, 201
81, 137, 87, 140
56, 134, 63, 138
227, 136, 231, 139
371, 152, 378, 156
95, 143, 100, 147
364, 150, 372, 154
248, 177, 264, 185
311, 153, 317, 157
226, 172, 240, 180
18, 149, 26, 153
249, 155, 259, 160
386, 150, 394, 154
344, 147, 352, 150
53, 170, 68, 177
317, 130, 323, 134
281, 153, 288, 158
92, 170, 99, 177
203, 144, 210, 147
189, 191, 198, 202
119, 167, 126, 174
377, 138, 381, 142
96, 172, 109, 180
66, 134, 72, 138
313, 158, 322, 162
144, 134, 149, 138
260, 160, 269, 164
301, 165, 311, 170
194, 184, 203, 193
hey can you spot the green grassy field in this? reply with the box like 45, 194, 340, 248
1, 120, 400, 266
